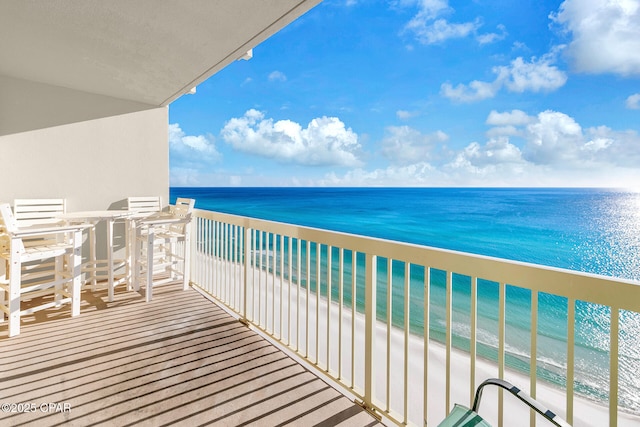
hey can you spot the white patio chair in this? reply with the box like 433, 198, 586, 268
126, 196, 163, 290
0, 203, 85, 337
133, 198, 195, 302
12, 199, 68, 284
127, 196, 162, 214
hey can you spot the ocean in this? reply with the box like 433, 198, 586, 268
170, 187, 640, 413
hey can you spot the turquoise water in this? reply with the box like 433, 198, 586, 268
171, 187, 640, 412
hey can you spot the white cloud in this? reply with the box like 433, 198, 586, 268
440, 80, 499, 102
400, 0, 483, 44
169, 123, 220, 168
321, 109, 640, 187
411, 18, 480, 44
380, 126, 448, 165
268, 71, 287, 82
454, 138, 525, 168
320, 162, 443, 186
476, 24, 508, 45
221, 109, 362, 167
626, 93, 640, 109
441, 52, 567, 102
583, 125, 640, 167
552, 0, 640, 76
396, 109, 419, 120
523, 110, 584, 165
494, 52, 567, 93
486, 109, 536, 126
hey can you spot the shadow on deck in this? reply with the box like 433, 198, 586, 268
1, 284, 381, 427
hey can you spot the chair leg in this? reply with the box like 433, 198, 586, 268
183, 234, 191, 291
71, 229, 82, 316
125, 219, 134, 291
89, 225, 97, 290
146, 232, 154, 303
132, 224, 142, 292
0, 261, 6, 322
55, 254, 64, 306
9, 244, 22, 337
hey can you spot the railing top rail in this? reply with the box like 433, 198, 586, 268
194, 208, 640, 311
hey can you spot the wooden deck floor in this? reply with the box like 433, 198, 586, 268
1, 284, 382, 427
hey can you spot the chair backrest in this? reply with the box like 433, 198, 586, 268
127, 196, 162, 214
1, 203, 23, 255
1, 202, 19, 234
169, 198, 195, 234
169, 198, 195, 217
13, 199, 66, 227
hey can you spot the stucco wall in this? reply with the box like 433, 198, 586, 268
0, 107, 169, 210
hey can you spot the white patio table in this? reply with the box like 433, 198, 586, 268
57, 210, 148, 301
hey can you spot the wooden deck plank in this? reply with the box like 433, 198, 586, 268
1, 284, 381, 427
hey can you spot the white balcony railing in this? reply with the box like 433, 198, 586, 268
189, 208, 640, 427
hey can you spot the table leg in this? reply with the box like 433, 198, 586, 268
107, 218, 114, 302
90, 225, 97, 290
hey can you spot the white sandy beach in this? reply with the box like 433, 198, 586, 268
201, 259, 640, 426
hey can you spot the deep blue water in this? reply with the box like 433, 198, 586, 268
171, 187, 640, 412
172, 187, 640, 280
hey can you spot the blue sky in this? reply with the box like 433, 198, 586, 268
168, 0, 640, 188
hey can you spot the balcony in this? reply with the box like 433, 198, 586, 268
3, 206, 640, 427
189, 208, 640, 427
1, 283, 381, 426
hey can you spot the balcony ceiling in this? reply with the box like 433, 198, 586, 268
0, 0, 321, 106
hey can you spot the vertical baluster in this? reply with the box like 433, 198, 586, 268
327, 245, 332, 372
258, 230, 263, 327
403, 262, 410, 425
243, 227, 250, 322
364, 253, 377, 413
236, 225, 240, 310
386, 257, 392, 412
216, 221, 221, 298
228, 224, 232, 306
194, 217, 199, 287
214, 220, 218, 293
610, 307, 619, 427
201, 218, 205, 292
230, 224, 234, 305
237, 225, 242, 312
223, 223, 228, 302
280, 234, 285, 340
352, 251, 357, 389
530, 291, 538, 427
296, 238, 302, 353
207, 219, 212, 293
232, 225, 237, 309
250, 228, 255, 322
266, 232, 271, 332
220, 223, 225, 301
338, 247, 344, 380
445, 271, 452, 414
424, 267, 430, 426
306, 240, 311, 359
498, 281, 506, 427
240, 225, 245, 312
195, 217, 201, 289
288, 236, 293, 346
316, 242, 321, 364
470, 276, 477, 406
567, 298, 575, 426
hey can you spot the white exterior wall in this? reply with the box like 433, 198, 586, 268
0, 107, 169, 211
